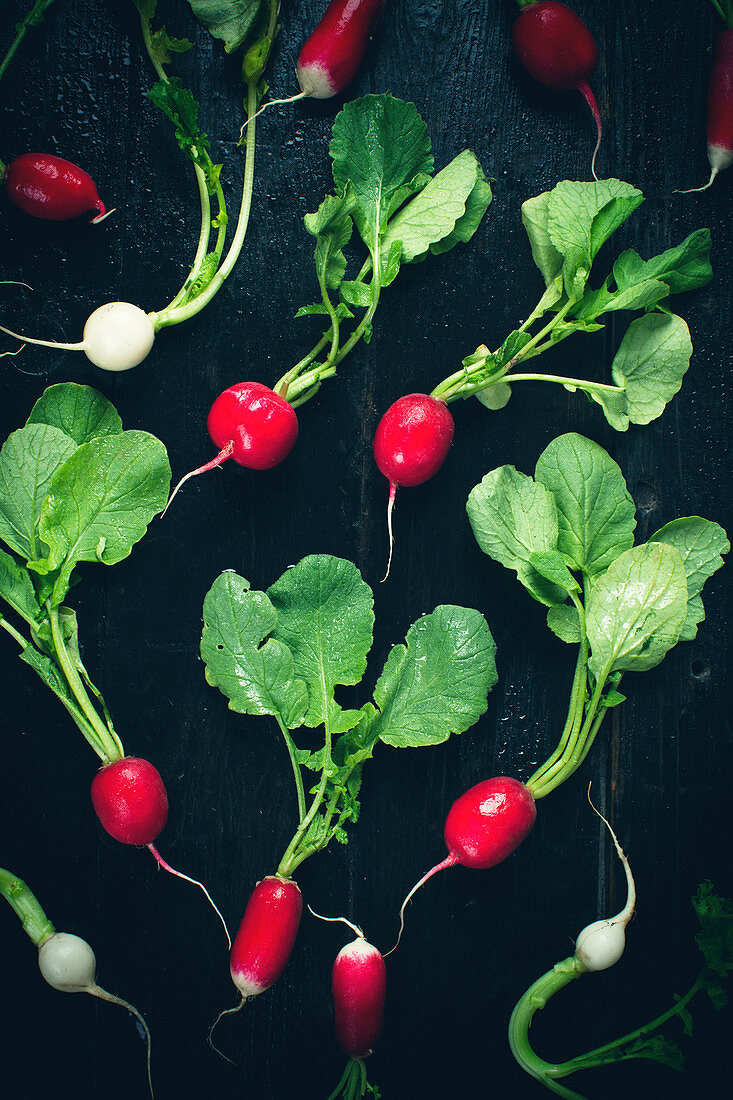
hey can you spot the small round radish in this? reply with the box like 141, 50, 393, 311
332, 936, 386, 1059
511, 1, 603, 178
3, 153, 107, 222
297, 0, 386, 99
372, 393, 454, 579
163, 382, 299, 513
230, 877, 302, 998
91, 757, 169, 846
389, 777, 536, 950
0, 301, 156, 372
575, 793, 636, 972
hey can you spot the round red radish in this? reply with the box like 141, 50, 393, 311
230, 877, 302, 998
90, 757, 169, 846
707, 29, 733, 180
373, 393, 454, 488
443, 776, 537, 869
3, 154, 107, 222
297, 0, 385, 99
332, 937, 386, 1059
207, 382, 299, 470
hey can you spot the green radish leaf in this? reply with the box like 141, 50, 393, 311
615, 1035, 684, 1072
528, 551, 580, 595
200, 571, 309, 728
521, 190, 563, 289
693, 881, 733, 980
603, 688, 627, 707
18, 641, 98, 737
147, 78, 221, 194
379, 150, 486, 264
365, 606, 497, 748
649, 517, 729, 640
295, 301, 354, 320
546, 179, 644, 299
0, 546, 43, 626
534, 433, 636, 577
476, 381, 512, 410
546, 604, 582, 644
266, 555, 375, 729
330, 94, 434, 249
429, 168, 492, 254
586, 543, 688, 678
186, 0, 264, 53
26, 383, 122, 445
305, 191, 355, 292
466, 466, 565, 605
339, 280, 372, 308
150, 27, 193, 64
0, 424, 77, 562
28, 431, 171, 605
596, 313, 693, 429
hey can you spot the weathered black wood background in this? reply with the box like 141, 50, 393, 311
1, 2, 730, 1097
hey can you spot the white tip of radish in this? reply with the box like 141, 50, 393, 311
147, 843, 231, 949
38, 932, 96, 991
82, 302, 155, 371
296, 63, 337, 99
381, 482, 397, 584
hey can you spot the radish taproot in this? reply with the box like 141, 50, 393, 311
0, 301, 156, 372
2, 153, 108, 222
678, 4, 733, 192
372, 393, 454, 579
512, 0, 603, 178
229, 877, 303, 1000
164, 382, 299, 512
0, 866, 153, 1097
297, 0, 386, 99
327, 933, 386, 1100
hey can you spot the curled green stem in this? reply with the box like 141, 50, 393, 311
0, 867, 55, 946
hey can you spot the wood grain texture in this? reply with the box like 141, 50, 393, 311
0, 2, 730, 1097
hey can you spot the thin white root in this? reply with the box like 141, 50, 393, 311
381, 483, 397, 583
91, 207, 117, 225
161, 442, 234, 518
238, 91, 307, 141
0, 322, 83, 352
0, 280, 34, 290
307, 904, 364, 940
587, 783, 636, 925
147, 843, 231, 949
90, 984, 154, 1099
207, 997, 246, 1063
673, 167, 718, 194
0, 343, 26, 358
383, 853, 458, 958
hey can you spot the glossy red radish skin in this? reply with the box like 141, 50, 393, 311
90, 757, 169, 846
373, 393, 454, 488
207, 382, 299, 470
444, 776, 537, 869
3, 154, 106, 222
332, 937, 386, 1059
297, 0, 385, 99
707, 30, 733, 179
230, 877, 302, 997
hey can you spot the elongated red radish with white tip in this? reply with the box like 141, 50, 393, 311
678, 22, 733, 192
297, 0, 386, 99
512, 1, 603, 179
163, 381, 298, 513
230, 877, 303, 999
388, 777, 536, 952
332, 936, 386, 1059
372, 393, 454, 580
3, 153, 108, 222
0, 301, 155, 371
90, 757, 230, 945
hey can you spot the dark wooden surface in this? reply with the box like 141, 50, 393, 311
1, 2, 731, 1097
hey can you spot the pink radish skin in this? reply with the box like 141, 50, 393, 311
372, 393, 454, 579
511, 1, 602, 178
230, 877, 303, 998
332, 937, 386, 1059
297, 0, 385, 99
701, 29, 733, 188
3, 154, 107, 222
90, 757, 169, 846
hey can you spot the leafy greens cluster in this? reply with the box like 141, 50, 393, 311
466, 433, 728, 799
200, 554, 497, 877
0, 383, 170, 764
433, 179, 712, 431
274, 94, 492, 406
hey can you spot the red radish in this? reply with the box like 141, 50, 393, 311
372, 393, 454, 579
3, 153, 107, 223
230, 877, 303, 998
511, 1, 603, 179
389, 777, 536, 950
297, 0, 385, 99
332, 936, 386, 1059
679, 17, 733, 192
163, 381, 298, 513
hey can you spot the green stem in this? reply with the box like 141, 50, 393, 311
0, 611, 29, 648
48, 605, 124, 764
508, 955, 590, 1099
276, 717, 306, 822
0, 0, 56, 86
0, 867, 55, 946
506, 373, 623, 395
529, 674, 608, 800
274, 334, 332, 398
152, 79, 259, 330
527, 634, 588, 791
276, 704, 334, 878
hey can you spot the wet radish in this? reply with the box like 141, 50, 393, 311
328, 933, 386, 1099
2, 153, 108, 222
229, 877, 303, 1000
0, 301, 155, 372
297, 0, 386, 99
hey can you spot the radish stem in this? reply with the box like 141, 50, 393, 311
0, 0, 57, 85
0, 868, 55, 946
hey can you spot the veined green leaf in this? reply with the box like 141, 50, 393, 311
29, 431, 171, 605
529, 551, 580, 595
187, 0, 264, 53
586, 543, 688, 678
367, 606, 497, 748
0, 545, 42, 626
546, 604, 582, 644
534, 433, 636, 577
693, 881, 733, 979
305, 191, 356, 292
201, 571, 308, 728
607, 313, 692, 428
0, 424, 77, 562
267, 555, 374, 728
521, 189, 563, 288
429, 169, 492, 255
649, 517, 729, 640
26, 383, 122, 445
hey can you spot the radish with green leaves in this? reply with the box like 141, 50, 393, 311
391, 434, 727, 938
374, 179, 712, 572
165, 93, 491, 508
327, 928, 386, 1100
0, 383, 228, 936
1, 865, 154, 1097
200, 553, 498, 1005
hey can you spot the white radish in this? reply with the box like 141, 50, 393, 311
0, 301, 155, 371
